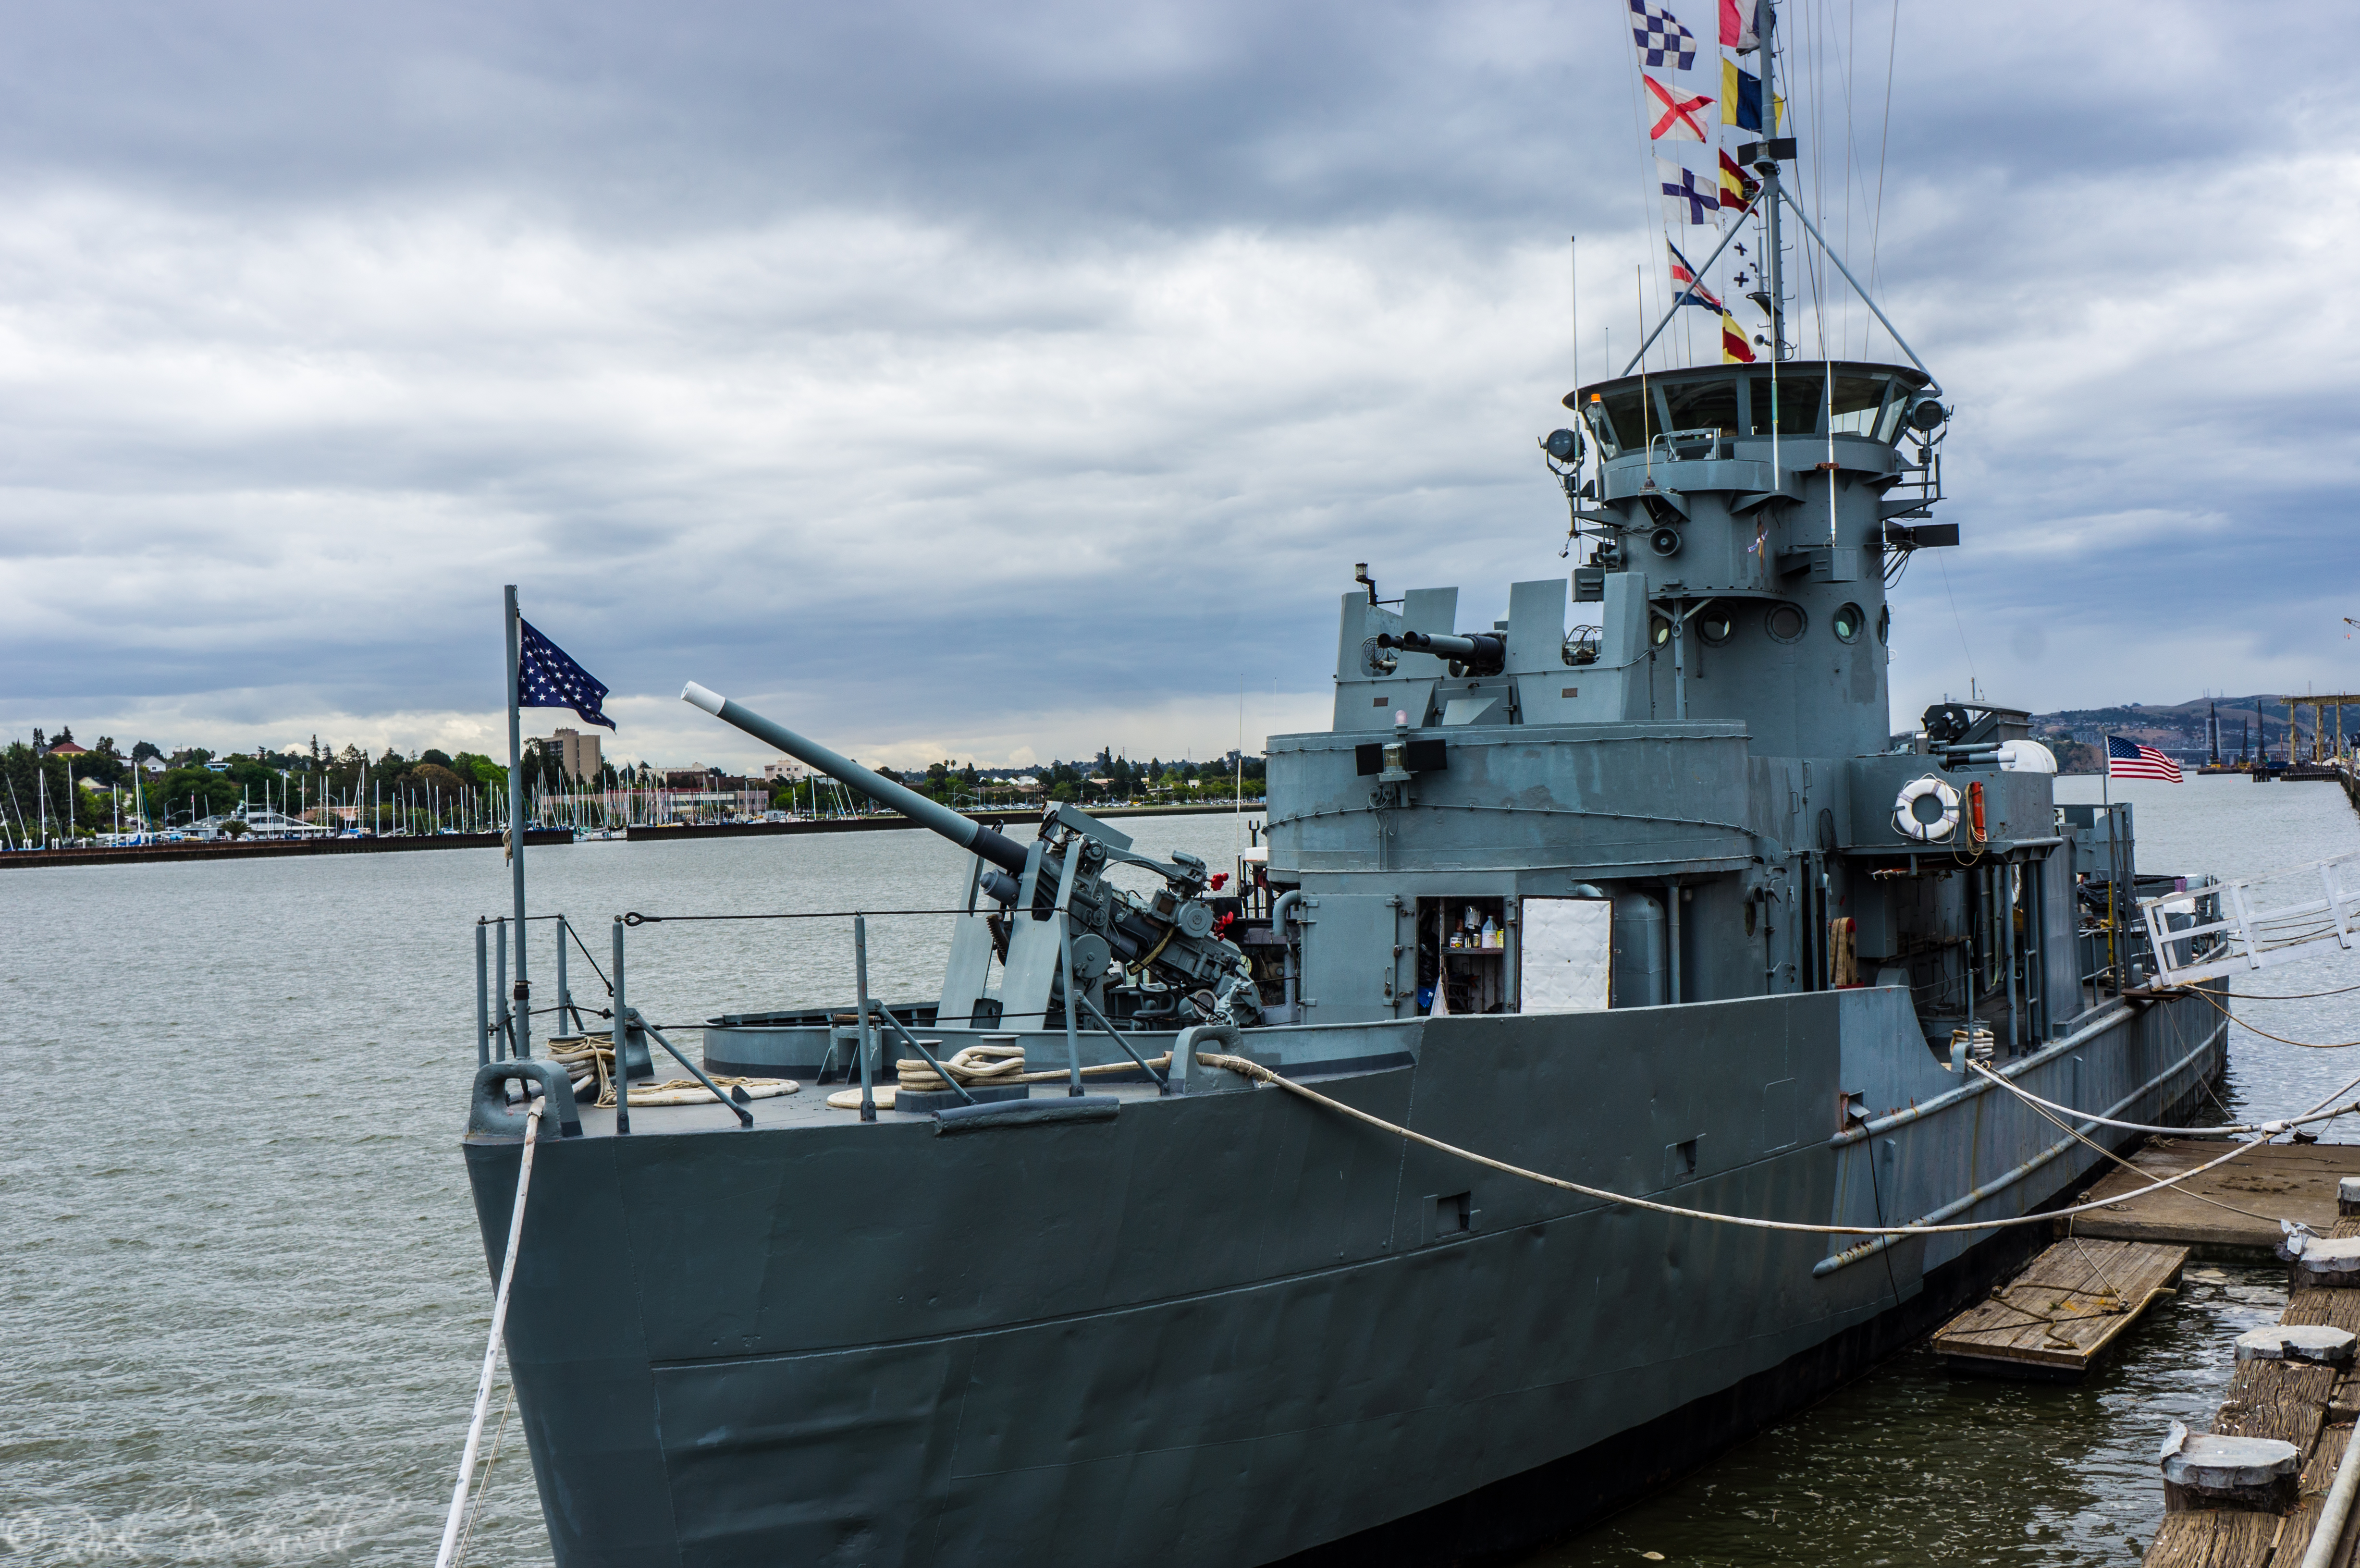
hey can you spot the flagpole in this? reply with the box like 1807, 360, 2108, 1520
505, 584, 531, 1059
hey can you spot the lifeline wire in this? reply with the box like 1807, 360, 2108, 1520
2188, 985, 2360, 1050
1195, 1053, 2325, 1241
1974, 1062, 2309, 1228
1967, 1059, 2360, 1140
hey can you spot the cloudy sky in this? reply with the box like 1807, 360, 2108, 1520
1, 0, 2350, 771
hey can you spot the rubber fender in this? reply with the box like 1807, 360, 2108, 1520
468, 1059, 583, 1141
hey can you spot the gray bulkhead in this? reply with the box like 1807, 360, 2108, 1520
1267, 361, 2068, 1063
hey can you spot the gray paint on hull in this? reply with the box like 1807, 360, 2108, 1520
466, 990, 2224, 1567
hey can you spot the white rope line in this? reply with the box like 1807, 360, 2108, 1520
1196, 1054, 2310, 1240
434, 1100, 542, 1568
1967, 1060, 2360, 1140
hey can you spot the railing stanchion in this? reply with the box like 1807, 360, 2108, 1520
494, 919, 510, 1062
611, 918, 630, 1136
854, 915, 877, 1123
555, 915, 572, 1033
474, 919, 490, 1067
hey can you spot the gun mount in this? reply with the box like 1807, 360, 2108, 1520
1377, 628, 1506, 677
681, 683, 1260, 1029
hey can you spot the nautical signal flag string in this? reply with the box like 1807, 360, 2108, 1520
1643, 73, 1713, 142
1657, 159, 1719, 224
1630, 0, 1699, 69
1667, 240, 1724, 310
517, 619, 617, 730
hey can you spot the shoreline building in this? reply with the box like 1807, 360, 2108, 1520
547, 727, 602, 781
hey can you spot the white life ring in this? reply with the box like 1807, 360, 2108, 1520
1893, 775, 1961, 842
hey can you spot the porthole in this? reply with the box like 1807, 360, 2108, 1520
1765, 603, 1807, 643
1697, 603, 1735, 646
1832, 603, 1864, 643
1877, 604, 1891, 645
1650, 613, 1674, 648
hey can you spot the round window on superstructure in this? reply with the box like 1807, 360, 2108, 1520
1832, 603, 1863, 643
1651, 613, 1674, 648
1765, 603, 1807, 643
1877, 604, 1891, 645
1697, 603, 1735, 646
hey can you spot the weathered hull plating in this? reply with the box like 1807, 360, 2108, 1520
467, 986, 2225, 1567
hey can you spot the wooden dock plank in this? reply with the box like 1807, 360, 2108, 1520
2139, 1145, 2360, 1567
1934, 1238, 2186, 1375
2277, 1421, 2353, 1568
2072, 1140, 2360, 1258
2215, 1361, 2338, 1449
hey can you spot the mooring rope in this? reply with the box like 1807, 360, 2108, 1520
434, 1099, 541, 1568
1191, 1053, 2348, 1240
451, 1384, 513, 1568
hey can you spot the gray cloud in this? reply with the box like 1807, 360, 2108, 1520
2, 0, 2354, 768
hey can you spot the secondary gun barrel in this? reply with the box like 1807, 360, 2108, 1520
1377, 629, 1506, 673
681, 683, 1030, 875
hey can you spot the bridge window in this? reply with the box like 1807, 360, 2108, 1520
1750, 374, 1822, 436
1662, 376, 1740, 438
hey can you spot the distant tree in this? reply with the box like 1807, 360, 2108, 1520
52, 725, 72, 747
420, 748, 454, 769
131, 740, 161, 764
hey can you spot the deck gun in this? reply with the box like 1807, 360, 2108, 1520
680, 683, 1260, 1029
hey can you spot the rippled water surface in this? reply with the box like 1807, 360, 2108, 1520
4, 781, 2357, 1566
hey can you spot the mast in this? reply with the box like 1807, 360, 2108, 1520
1758, 0, 1783, 362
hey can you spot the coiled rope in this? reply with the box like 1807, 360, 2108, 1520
434, 1099, 541, 1568
1192, 1053, 2360, 1240
829, 1043, 1176, 1110
546, 1035, 797, 1107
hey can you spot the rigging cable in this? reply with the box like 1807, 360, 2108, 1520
1867, 0, 1901, 355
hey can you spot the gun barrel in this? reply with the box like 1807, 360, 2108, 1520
681, 683, 1030, 875
1377, 629, 1505, 670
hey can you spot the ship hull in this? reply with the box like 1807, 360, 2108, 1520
466, 986, 2225, 1567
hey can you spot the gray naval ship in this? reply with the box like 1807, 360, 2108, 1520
460, 47, 2226, 1568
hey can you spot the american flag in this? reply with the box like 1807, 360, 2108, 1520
2106, 734, 2182, 783
517, 618, 616, 730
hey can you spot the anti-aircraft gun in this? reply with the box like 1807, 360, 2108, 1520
681, 683, 1262, 1030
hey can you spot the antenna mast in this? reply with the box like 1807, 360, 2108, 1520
1758, 0, 1784, 363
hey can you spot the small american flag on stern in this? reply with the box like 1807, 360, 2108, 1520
2106, 735, 2182, 782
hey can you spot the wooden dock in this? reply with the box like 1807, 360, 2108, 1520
1933, 1238, 2188, 1378
2143, 1208, 2360, 1567
2066, 1140, 2360, 1260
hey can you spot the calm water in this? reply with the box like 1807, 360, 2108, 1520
2, 783, 2356, 1566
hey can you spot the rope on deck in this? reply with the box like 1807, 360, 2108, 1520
1191, 1052, 2360, 1240
434, 1099, 541, 1568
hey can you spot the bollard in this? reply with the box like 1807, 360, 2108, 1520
2161, 1422, 2302, 1513
2235, 1325, 2358, 1366
2340, 1176, 2360, 1217
2285, 1235, 2360, 1289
